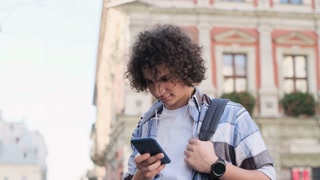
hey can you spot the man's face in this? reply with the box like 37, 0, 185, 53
142, 65, 193, 110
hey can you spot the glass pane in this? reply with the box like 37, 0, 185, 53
283, 80, 294, 93
291, 0, 301, 4
235, 78, 246, 92
223, 78, 234, 93
283, 56, 293, 77
235, 54, 246, 76
312, 167, 320, 180
296, 80, 307, 92
295, 56, 306, 78
280, 0, 289, 3
223, 54, 233, 76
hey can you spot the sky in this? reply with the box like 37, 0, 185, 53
0, 0, 103, 179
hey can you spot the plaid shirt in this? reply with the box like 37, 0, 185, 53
123, 88, 276, 180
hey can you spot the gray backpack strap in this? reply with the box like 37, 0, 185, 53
199, 98, 229, 141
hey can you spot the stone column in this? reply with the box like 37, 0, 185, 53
258, 25, 279, 117
197, 23, 216, 97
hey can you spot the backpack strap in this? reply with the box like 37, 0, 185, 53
199, 98, 229, 141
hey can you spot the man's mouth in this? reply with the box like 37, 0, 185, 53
159, 94, 171, 102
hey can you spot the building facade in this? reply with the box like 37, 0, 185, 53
0, 112, 47, 180
90, 0, 320, 179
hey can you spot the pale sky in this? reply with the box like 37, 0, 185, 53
0, 0, 103, 179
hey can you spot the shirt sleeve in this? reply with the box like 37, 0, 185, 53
213, 102, 276, 171
233, 105, 275, 170
122, 153, 137, 180
258, 164, 277, 180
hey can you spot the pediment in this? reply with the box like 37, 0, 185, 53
274, 32, 315, 45
213, 29, 256, 43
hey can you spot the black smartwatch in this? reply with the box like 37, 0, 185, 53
209, 158, 226, 179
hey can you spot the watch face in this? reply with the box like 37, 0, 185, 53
211, 159, 226, 178
214, 162, 226, 175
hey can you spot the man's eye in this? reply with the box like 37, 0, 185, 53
145, 80, 153, 84
161, 78, 169, 82
162, 76, 173, 82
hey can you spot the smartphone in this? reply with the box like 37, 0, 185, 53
131, 137, 171, 164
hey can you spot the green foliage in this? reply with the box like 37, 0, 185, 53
281, 92, 316, 117
220, 91, 256, 115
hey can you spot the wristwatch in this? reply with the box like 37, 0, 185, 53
209, 158, 226, 179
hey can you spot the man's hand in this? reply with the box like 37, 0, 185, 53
184, 138, 217, 173
133, 153, 166, 180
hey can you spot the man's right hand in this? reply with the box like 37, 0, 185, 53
133, 153, 166, 180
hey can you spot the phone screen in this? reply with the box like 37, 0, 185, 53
131, 137, 171, 164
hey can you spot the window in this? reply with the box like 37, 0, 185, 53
292, 168, 309, 180
312, 167, 320, 180
283, 55, 307, 93
280, 0, 302, 4
222, 0, 245, 2
222, 53, 247, 93
292, 167, 320, 180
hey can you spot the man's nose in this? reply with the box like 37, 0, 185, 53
155, 82, 165, 95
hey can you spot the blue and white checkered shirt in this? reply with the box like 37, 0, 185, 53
123, 87, 276, 180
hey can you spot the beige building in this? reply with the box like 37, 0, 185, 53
0, 112, 47, 180
90, 0, 320, 179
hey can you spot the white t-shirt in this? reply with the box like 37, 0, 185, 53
157, 105, 194, 179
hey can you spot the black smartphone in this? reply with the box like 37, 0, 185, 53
131, 137, 171, 164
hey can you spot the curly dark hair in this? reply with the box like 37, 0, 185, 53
125, 24, 207, 92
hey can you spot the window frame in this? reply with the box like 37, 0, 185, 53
276, 47, 317, 99
215, 45, 257, 97
222, 52, 248, 93
282, 54, 308, 93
